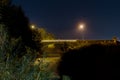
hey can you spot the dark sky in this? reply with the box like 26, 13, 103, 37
13, 0, 120, 40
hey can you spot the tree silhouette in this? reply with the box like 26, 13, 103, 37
0, 0, 11, 6
0, 0, 37, 50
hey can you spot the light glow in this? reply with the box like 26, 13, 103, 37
31, 25, 35, 29
79, 24, 84, 30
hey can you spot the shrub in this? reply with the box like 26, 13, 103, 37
0, 24, 55, 80
57, 44, 120, 80
0, 24, 71, 80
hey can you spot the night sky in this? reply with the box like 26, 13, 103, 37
13, 0, 120, 40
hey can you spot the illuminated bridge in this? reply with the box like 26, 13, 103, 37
41, 38, 118, 44
40, 38, 119, 56
41, 39, 77, 43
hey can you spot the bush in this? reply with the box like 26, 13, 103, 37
57, 44, 120, 80
0, 24, 56, 80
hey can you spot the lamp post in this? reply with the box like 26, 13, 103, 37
78, 24, 85, 40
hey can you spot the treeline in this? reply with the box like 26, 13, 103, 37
0, 0, 39, 50
0, 1, 58, 79
0, 0, 55, 57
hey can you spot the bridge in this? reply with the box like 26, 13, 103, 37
40, 38, 119, 57
41, 39, 118, 44
41, 39, 77, 43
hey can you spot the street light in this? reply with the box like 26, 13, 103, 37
30, 24, 36, 29
78, 24, 85, 40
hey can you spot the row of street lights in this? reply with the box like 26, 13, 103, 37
30, 23, 85, 40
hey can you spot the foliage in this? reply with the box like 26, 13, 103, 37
0, 24, 33, 79
0, 0, 11, 6
0, 1, 69, 80
0, 0, 37, 50
58, 43, 120, 80
0, 24, 70, 80
39, 28, 55, 40
32, 27, 55, 55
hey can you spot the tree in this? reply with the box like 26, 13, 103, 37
31, 27, 55, 56
0, 0, 37, 50
32, 27, 55, 49
38, 28, 55, 40
0, 0, 11, 6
